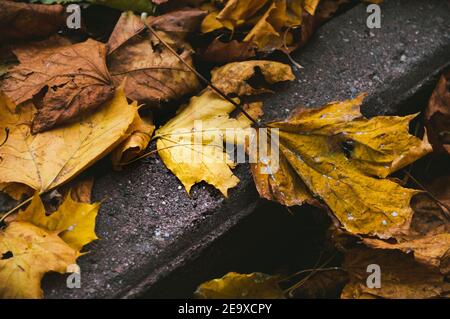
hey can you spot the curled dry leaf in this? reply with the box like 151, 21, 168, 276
0, 0, 66, 42
201, 0, 321, 53
195, 272, 285, 299
362, 175, 450, 273
155, 90, 262, 196
0, 39, 115, 133
211, 60, 295, 96
425, 72, 450, 155
0, 88, 138, 194
251, 95, 432, 238
341, 248, 450, 299
107, 10, 202, 106
111, 113, 155, 170
0, 193, 99, 299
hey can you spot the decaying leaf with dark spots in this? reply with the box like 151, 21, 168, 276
251, 95, 432, 238
107, 11, 201, 106
0, 39, 115, 134
425, 72, 450, 155
0, 0, 66, 42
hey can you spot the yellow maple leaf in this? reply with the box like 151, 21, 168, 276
252, 94, 432, 238
0, 193, 99, 299
0, 222, 77, 299
155, 89, 262, 196
16, 193, 99, 251
0, 88, 138, 194
195, 272, 285, 299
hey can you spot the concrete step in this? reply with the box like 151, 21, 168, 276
44, 0, 450, 298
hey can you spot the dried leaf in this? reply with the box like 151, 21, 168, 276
155, 90, 262, 196
0, 0, 66, 42
0, 192, 99, 299
341, 248, 450, 299
107, 11, 200, 106
201, 0, 320, 52
252, 95, 432, 238
111, 113, 155, 169
1, 39, 115, 133
202, 39, 257, 64
0, 88, 138, 193
211, 60, 295, 96
195, 272, 285, 299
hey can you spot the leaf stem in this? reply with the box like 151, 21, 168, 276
141, 15, 259, 126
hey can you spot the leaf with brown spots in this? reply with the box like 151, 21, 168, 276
0, 39, 115, 133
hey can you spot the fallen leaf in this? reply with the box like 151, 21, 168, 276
16, 193, 99, 251
107, 11, 200, 106
0, 192, 99, 299
341, 248, 450, 299
201, 0, 321, 53
202, 39, 257, 64
251, 95, 432, 238
1, 39, 115, 133
425, 72, 450, 155
0, 87, 138, 194
362, 175, 450, 273
155, 89, 262, 196
0, 222, 77, 299
195, 272, 285, 299
0, 0, 66, 42
211, 60, 295, 96
111, 113, 155, 169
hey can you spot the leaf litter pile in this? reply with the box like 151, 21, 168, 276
0, 0, 448, 299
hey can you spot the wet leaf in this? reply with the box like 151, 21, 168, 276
362, 175, 450, 273
251, 95, 432, 238
195, 272, 285, 299
0, 192, 99, 299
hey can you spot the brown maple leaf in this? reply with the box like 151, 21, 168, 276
107, 10, 205, 106
0, 38, 115, 134
0, 0, 66, 42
